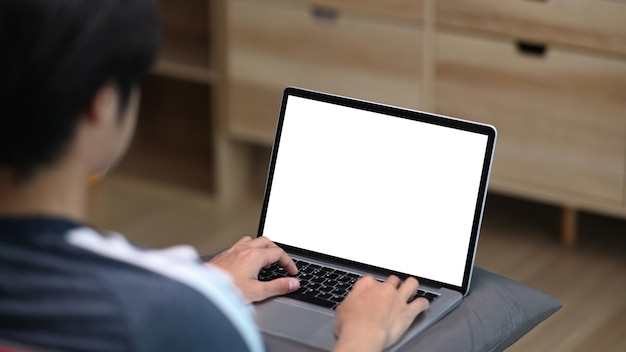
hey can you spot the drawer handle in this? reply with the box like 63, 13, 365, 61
516, 41, 548, 57
311, 6, 339, 23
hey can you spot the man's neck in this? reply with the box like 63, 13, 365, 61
0, 162, 89, 221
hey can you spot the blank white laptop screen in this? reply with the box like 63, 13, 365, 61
262, 96, 489, 287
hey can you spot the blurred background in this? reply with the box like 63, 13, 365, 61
87, 0, 626, 351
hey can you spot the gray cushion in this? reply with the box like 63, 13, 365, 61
403, 267, 561, 352
203, 254, 561, 351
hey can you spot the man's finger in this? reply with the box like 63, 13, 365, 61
248, 237, 298, 274
236, 236, 253, 244
407, 296, 430, 316
385, 275, 402, 288
398, 277, 419, 301
256, 277, 300, 300
353, 275, 376, 289
248, 236, 275, 249
255, 246, 298, 275
252, 247, 293, 271
275, 253, 298, 275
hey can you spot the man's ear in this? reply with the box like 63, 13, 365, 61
84, 83, 119, 125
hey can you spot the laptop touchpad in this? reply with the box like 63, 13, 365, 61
256, 299, 334, 340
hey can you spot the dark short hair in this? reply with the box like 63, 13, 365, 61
0, 0, 160, 180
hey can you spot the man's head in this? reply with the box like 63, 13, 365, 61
0, 0, 159, 181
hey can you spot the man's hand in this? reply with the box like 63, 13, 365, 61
333, 276, 429, 352
208, 236, 300, 302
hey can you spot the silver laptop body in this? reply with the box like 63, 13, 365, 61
255, 87, 497, 351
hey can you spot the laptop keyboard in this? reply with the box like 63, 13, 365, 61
258, 258, 439, 310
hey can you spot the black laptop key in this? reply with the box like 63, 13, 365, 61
324, 273, 340, 280
311, 276, 326, 284
285, 292, 336, 309
409, 291, 438, 303
330, 294, 343, 303
337, 276, 352, 283
308, 288, 321, 296
318, 285, 333, 293
308, 264, 321, 270
315, 268, 331, 276
295, 261, 307, 270
324, 279, 339, 287
336, 282, 351, 290
297, 273, 313, 281
346, 273, 360, 279
307, 282, 322, 290
334, 270, 347, 276
317, 292, 333, 300
302, 266, 316, 274
424, 293, 439, 302
331, 288, 347, 296
293, 287, 308, 295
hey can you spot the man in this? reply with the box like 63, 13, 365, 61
0, 1, 429, 351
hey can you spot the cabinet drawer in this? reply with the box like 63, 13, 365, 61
436, 32, 626, 205
437, 0, 626, 56
227, 0, 422, 143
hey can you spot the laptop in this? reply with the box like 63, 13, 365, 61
255, 87, 497, 351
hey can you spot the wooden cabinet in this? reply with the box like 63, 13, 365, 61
125, 0, 626, 244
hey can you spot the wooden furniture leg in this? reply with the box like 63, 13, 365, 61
560, 207, 578, 247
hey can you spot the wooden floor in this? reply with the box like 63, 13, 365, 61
88, 173, 626, 351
